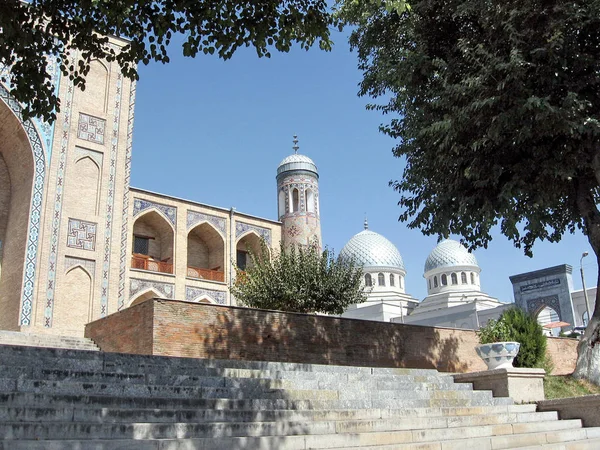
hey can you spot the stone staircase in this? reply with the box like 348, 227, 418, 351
0, 344, 599, 449
0, 330, 99, 351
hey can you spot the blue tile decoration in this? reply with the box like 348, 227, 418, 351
185, 286, 226, 305
117, 81, 136, 310
67, 218, 97, 251
424, 239, 479, 272
65, 256, 96, 276
187, 210, 226, 235
129, 278, 174, 300
77, 113, 106, 145
0, 83, 48, 327
527, 295, 562, 318
133, 198, 177, 226
339, 229, 405, 271
99, 71, 123, 317
235, 221, 271, 245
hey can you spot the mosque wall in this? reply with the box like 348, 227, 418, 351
86, 299, 578, 375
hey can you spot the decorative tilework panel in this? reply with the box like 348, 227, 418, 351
130, 278, 174, 300
235, 222, 271, 245
187, 210, 226, 235
527, 295, 562, 318
133, 198, 177, 226
99, 72, 123, 317
185, 286, 226, 305
117, 80, 136, 310
74, 146, 103, 167
0, 84, 47, 327
67, 218, 97, 251
77, 113, 106, 145
65, 256, 95, 276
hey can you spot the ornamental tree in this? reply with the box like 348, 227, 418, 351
339, 0, 600, 381
0, 0, 332, 122
230, 240, 367, 315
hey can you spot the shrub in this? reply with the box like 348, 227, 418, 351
499, 308, 547, 369
476, 318, 512, 344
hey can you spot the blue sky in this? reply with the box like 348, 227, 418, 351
130, 30, 597, 303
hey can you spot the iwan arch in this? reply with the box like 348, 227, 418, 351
0, 36, 325, 336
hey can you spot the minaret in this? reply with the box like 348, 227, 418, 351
276, 135, 322, 249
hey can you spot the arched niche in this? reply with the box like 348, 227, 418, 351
236, 232, 265, 271
131, 210, 174, 274
187, 222, 225, 282
129, 288, 161, 307
53, 266, 93, 336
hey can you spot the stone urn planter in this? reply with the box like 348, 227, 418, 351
475, 342, 520, 370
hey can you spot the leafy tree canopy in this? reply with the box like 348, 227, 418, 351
339, 0, 600, 380
230, 240, 367, 315
0, 0, 333, 122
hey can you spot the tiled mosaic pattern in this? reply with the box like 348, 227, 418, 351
44, 55, 76, 328
133, 198, 177, 226
424, 239, 479, 273
185, 286, 226, 305
527, 295, 562, 318
235, 222, 271, 245
67, 218, 97, 251
65, 256, 96, 276
339, 229, 405, 271
77, 113, 106, 145
130, 278, 174, 300
187, 210, 226, 235
117, 81, 136, 310
0, 84, 47, 327
99, 72, 123, 317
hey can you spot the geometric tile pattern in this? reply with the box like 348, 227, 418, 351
133, 198, 176, 226
187, 210, 226, 235
185, 285, 226, 305
31, 55, 61, 163
117, 80, 136, 310
65, 256, 96, 276
235, 221, 271, 245
424, 239, 479, 273
44, 54, 76, 328
77, 112, 105, 145
527, 295, 562, 318
67, 218, 97, 251
130, 278, 174, 300
0, 84, 47, 327
100, 72, 123, 318
339, 229, 405, 271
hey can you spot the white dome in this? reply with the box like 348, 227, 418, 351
277, 153, 318, 177
424, 239, 479, 273
340, 227, 405, 271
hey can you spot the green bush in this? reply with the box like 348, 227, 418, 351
500, 308, 547, 368
476, 318, 512, 344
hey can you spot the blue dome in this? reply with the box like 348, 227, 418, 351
424, 239, 479, 273
340, 229, 405, 271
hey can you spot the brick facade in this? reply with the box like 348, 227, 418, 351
85, 299, 577, 375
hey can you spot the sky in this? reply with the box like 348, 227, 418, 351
129, 29, 597, 304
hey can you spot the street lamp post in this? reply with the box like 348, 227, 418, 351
581, 252, 592, 327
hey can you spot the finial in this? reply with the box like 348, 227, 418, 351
364, 214, 368, 230
293, 135, 299, 154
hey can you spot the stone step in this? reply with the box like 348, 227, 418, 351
0, 332, 99, 351
0, 418, 583, 441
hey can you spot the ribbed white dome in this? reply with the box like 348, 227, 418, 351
340, 229, 405, 271
277, 153, 318, 177
424, 239, 479, 273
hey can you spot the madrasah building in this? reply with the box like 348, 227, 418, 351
0, 35, 593, 338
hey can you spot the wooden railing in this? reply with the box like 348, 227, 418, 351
187, 266, 225, 282
131, 254, 173, 274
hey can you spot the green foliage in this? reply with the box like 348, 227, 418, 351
230, 240, 367, 315
340, 0, 600, 258
0, 0, 333, 121
476, 318, 512, 344
544, 375, 600, 400
500, 308, 547, 368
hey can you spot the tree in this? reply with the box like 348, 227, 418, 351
339, 0, 600, 381
500, 308, 547, 369
0, 0, 332, 122
230, 240, 367, 315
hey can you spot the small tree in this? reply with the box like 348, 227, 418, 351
230, 240, 367, 315
500, 308, 547, 369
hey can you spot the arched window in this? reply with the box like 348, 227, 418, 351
451, 273, 458, 285
365, 273, 372, 287
441, 274, 448, 286
470, 272, 475, 284
292, 188, 299, 213
434, 276, 438, 288
378, 273, 385, 286
390, 274, 395, 286
428, 278, 431, 289
399, 276, 403, 288
305, 188, 315, 213
278, 190, 286, 218
461, 272, 467, 284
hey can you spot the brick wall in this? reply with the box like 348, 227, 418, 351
85, 299, 578, 374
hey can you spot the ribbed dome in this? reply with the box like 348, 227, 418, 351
277, 153, 318, 177
339, 229, 405, 271
424, 239, 479, 273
